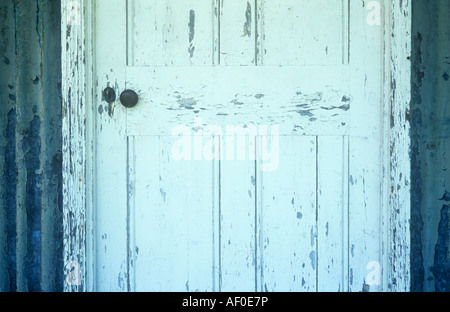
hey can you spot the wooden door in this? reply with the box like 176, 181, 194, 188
91, 0, 388, 292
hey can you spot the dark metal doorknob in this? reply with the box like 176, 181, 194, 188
120, 89, 139, 108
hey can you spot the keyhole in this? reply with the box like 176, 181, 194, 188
103, 87, 116, 104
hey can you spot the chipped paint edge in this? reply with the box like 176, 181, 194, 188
62, 0, 96, 292
382, 0, 412, 292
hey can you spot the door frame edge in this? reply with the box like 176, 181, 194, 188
61, 0, 96, 292
381, 0, 412, 292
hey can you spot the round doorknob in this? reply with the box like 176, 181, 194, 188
120, 89, 139, 108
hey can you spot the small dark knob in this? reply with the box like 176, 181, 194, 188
103, 87, 116, 104
120, 90, 139, 108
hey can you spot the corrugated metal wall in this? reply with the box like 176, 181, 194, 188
411, 0, 450, 292
0, 0, 63, 292
0, 0, 448, 292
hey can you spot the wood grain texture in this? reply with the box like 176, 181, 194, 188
128, 0, 217, 66
219, 0, 256, 65
384, 0, 412, 292
126, 66, 351, 136
259, 137, 317, 291
132, 136, 217, 291
259, 0, 348, 66
94, 0, 129, 292
347, 0, 384, 292
317, 136, 349, 292
220, 146, 257, 291
62, 0, 90, 292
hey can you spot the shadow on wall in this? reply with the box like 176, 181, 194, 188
411, 0, 450, 292
0, 0, 63, 292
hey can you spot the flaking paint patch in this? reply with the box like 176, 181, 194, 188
310, 227, 316, 247
321, 104, 350, 111
295, 109, 314, 117
309, 251, 316, 270
188, 10, 195, 58
178, 97, 197, 110
117, 269, 126, 290
362, 283, 370, 292
243, 2, 252, 38
160, 188, 166, 202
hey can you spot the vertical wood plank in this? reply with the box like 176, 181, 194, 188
301, 0, 345, 65
219, 0, 256, 65
317, 136, 349, 292
220, 135, 257, 291
348, 137, 383, 292
260, 136, 317, 292
62, 0, 89, 292
212, 0, 221, 66
384, 0, 411, 292
254, 0, 264, 66
348, 0, 383, 292
260, 0, 347, 66
342, 0, 350, 64
212, 135, 221, 292
128, 0, 217, 66
94, 0, 128, 291
258, 0, 304, 66
133, 136, 216, 292
127, 136, 136, 292
84, 0, 97, 292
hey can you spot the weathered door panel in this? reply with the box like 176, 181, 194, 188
126, 66, 350, 136
131, 136, 217, 291
94, 0, 385, 292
